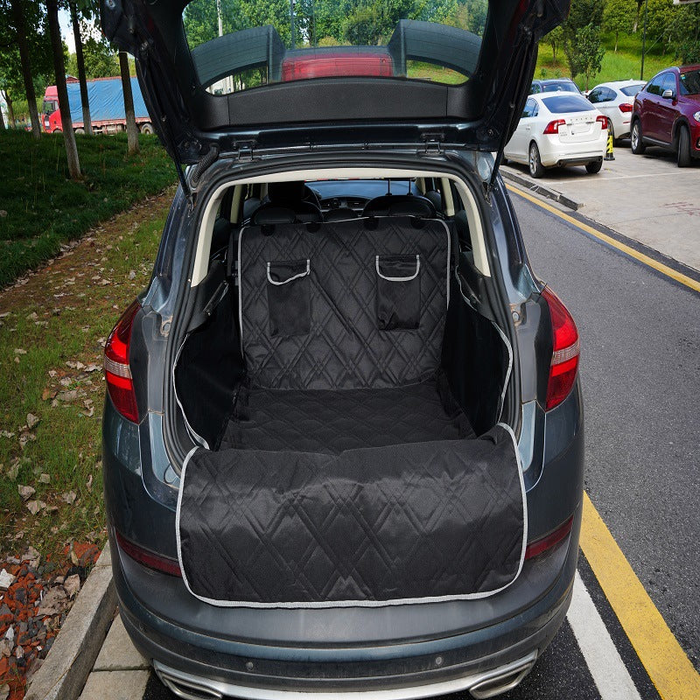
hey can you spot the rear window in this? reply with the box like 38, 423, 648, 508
620, 85, 643, 97
680, 70, 700, 96
542, 95, 593, 114
183, 0, 488, 95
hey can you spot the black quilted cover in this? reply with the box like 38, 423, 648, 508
238, 216, 450, 390
176, 216, 524, 606
220, 373, 474, 454
178, 425, 525, 606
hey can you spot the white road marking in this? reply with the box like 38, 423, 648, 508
567, 572, 643, 700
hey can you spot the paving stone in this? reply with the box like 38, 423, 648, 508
94, 614, 148, 671
78, 670, 149, 700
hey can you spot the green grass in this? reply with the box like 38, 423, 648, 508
536, 30, 677, 90
0, 130, 176, 288
0, 190, 173, 559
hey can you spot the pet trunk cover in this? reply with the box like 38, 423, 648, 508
175, 217, 525, 606
177, 425, 525, 607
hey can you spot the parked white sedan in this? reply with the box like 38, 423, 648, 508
587, 80, 646, 140
504, 93, 608, 178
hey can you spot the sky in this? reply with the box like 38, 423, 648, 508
58, 9, 104, 55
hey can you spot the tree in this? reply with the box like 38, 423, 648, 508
573, 23, 605, 90
10, 0, 41, 138
70, 0, 92, 134
561, 0, 604, 83
603, 0, 635, 52
669, 2, 700, 64
545, 26, 564, 64
46, 0, 81, 179
119, 51, 139, 155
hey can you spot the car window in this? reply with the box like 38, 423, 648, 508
646, 75, 665, 96
541, 94, 593, 113
620, 84, 643, 97
588, 88, 602, 103
680, 69, 700, 96
530, 83, 541, 94
541, 81, 578, 93
522, 98, 537, 118
661, 73, 677, 96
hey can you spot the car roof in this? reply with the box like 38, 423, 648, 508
594, 80, 645, 88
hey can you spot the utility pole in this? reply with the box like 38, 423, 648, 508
640, 0, 649, 81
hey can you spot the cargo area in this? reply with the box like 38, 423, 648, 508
172, 183, 526, 607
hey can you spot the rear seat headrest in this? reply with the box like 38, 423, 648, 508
252, 207, 297, 225
362, 194, 436, 219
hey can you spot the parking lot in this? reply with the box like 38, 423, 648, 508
503, 144, 700, 272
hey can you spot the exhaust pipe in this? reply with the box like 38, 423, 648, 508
469, 656, 536, 699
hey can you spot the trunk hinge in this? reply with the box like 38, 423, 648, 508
233, 141, 257, 163
419, 134, 445, 157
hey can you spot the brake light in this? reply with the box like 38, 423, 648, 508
525, 517, 574, 560
619, 102, 633, 113
116, 531, 182, 577
596, 115, 608, 129
542, 287, 580, 411
104, 300, 140, 422
543, 119, 566, 134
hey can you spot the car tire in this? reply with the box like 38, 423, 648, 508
140, 122, 154, 135
529, 142, 545, 178
631, 120, 645, 154
677, 125, 691, 168
586, 160, 602, 174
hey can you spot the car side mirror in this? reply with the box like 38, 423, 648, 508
662, 89, 675, 100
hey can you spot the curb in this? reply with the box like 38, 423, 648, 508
25, 544, 117, 700
501, 167, 582, 211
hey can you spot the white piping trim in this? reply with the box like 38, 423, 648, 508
375, 254, 420, 282
175, 425, 527, 609
175, 445, 201, 591
492, 320, 514, 422
172, 338, 210, 450
266, 260, 310, 285
237, 225, 247, 357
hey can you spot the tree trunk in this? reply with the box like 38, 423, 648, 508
10, 0, 41, 139
5, 92, 16, 127
70, 0, 92, 135
0, 101, 5, 129
119, 51, 139, 156
46, 0, 81, 179
615, 32, 619, 53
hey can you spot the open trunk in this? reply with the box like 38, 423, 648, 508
174, 210, 525, 608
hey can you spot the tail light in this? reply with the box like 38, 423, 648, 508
543, 119, 566, 134
596, 115, 608, 129
525, 516, 573, 560
116, 531, 182, 577
543, 287, 580, 411
104, 300, 140, 422
619, 102, 633, 113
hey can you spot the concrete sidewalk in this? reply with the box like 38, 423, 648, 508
502, 146, 700, 272
78, 614, 150, 700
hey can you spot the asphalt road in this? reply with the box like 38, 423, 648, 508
513, 191, 700, 673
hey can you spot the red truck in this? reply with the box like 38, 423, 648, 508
42, 76, 153, 134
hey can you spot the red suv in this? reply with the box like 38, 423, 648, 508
631, 65, 700, 167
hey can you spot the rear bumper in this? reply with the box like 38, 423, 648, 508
111, 501, 579, 698
539, 134, 607, 167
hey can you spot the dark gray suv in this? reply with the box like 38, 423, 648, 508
100, 1, 582, 698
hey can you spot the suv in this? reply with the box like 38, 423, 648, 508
100, 1, 583, 698
631, 65, 700, 167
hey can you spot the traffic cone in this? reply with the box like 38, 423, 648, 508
605, 125, 615, 161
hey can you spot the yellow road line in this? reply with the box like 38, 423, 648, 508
581, 493, 700, 699
506, 183, 700, 294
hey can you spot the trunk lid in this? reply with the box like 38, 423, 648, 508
558, 114, 599, 143
101, 0, 569, 168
